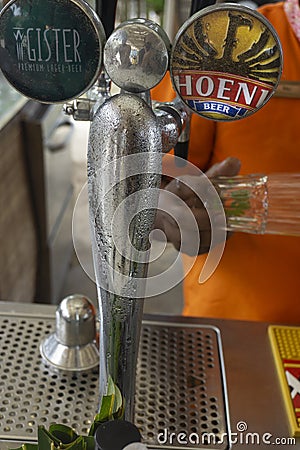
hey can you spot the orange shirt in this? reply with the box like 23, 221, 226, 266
152, 2, 300, 324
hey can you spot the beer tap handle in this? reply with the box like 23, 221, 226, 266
170, 98, 191, 167
173, 136, 190, 167
96, 0, 118, 38
170, 3, 282, 123
169, 3, 283, 163
190, 0, 216, 15
170, 0, 214, 166
172, 0, 217, 166
0, 0, 105, 104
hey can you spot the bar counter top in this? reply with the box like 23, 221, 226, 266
0, 301, 298, 449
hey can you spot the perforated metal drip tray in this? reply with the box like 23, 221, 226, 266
136, 322, 230, 449
0, 311, 230, 450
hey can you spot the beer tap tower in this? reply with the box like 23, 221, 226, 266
0, 0, 282, 448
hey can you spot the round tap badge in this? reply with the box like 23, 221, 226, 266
0, 0, 105, 103
170, 4, 283, 121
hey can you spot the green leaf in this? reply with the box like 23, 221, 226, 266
88, 394, 114, 436
59, 435, 86, 449
82, 436, 96, 450
88, 376, 125, 436
48, 424, 78, 444
113, 384, 125, 420
38, 425, 61, 449
106, 375, 116, 396
98, 394, 115, 420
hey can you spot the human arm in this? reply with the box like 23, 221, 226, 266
154, 156, 241, 256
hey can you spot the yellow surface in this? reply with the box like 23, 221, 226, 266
269, 325, 300, 437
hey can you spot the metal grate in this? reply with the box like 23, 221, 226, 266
0, 313, 230, 449
0, 314, 99, 444
136, 322, 230, 449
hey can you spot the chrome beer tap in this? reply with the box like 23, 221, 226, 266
0, 0, 194, 429
0, 0, 283, 439
60, 6, 283, 426
86, 18, 190, 422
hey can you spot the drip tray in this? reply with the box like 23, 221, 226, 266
136, 322, 230, 449
0, 312, 230, 449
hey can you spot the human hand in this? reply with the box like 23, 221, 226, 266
154, 157, 241, 255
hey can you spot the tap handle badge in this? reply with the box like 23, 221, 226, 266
0, 1, 282, 113
170, 4, 283, 121
0, 0, 105, 103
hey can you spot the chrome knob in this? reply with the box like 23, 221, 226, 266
40, 294, 99, 372
104, 18, 170, 93
56, 294, 96, 346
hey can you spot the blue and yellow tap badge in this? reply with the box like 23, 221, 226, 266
170, 4, 282, 121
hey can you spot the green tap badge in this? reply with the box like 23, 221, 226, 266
0, 0, 105, 103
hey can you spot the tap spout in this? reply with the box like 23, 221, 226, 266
154, 97, 191, 155
88, 93, 162, 420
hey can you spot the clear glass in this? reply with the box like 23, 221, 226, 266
214, 173, 300, 236
265, 173, 300, 236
